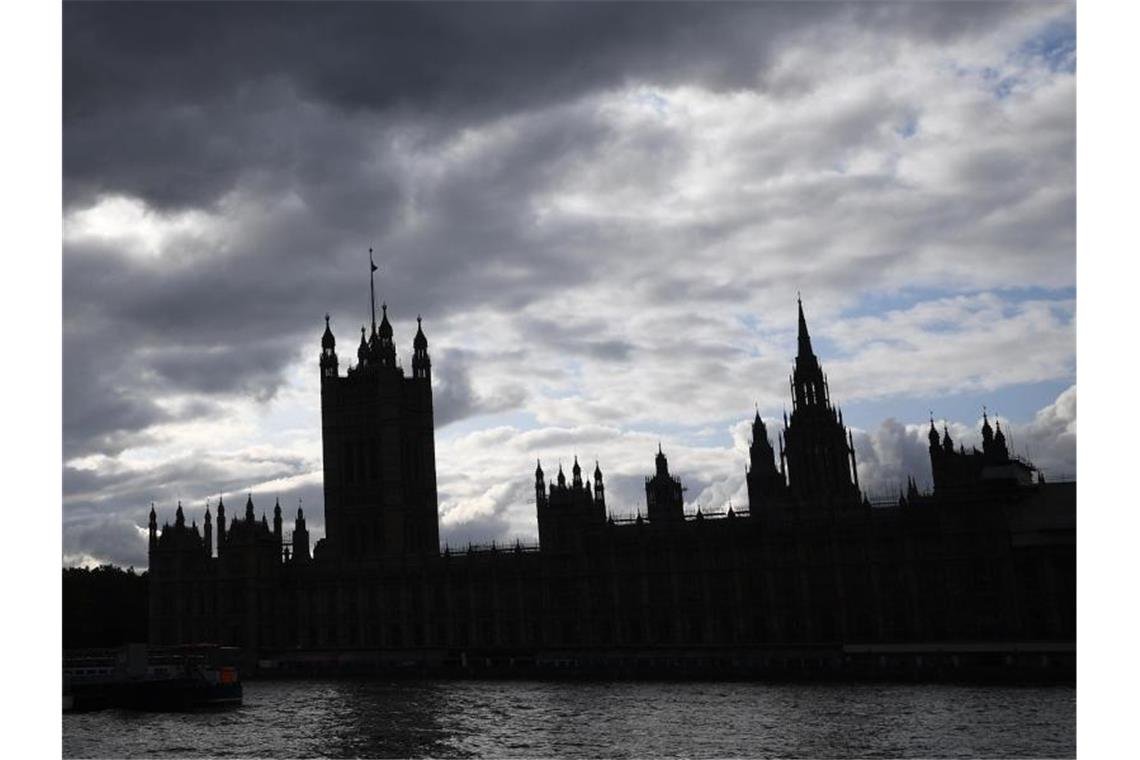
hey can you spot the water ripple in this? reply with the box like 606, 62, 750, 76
64, 680, 1075, 758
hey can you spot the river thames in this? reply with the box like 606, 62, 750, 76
64, 679, 1075, 758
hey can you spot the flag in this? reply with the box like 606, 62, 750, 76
371, 262, 378, 273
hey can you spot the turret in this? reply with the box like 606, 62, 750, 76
746, 410, 785, 509
557, 463, 566, 488
928, 417, 940, 450
216, 497, 227, 554
203, 504, 212, 559
293, 507, 310, 561
320, 314, 338, 380
572, 456, 583, 489
593, 461, 605, 508
646, 445, 684, 523
357, 326, 369, 368
245, 493, 255, 522
412, 316, 431, 380
377, 303, 397, 367
148, 504, 157, 551
273, 498, 283, 543
535, 460, 546, 507
175, 501, 185, 528
216, 497, 226, 555
981, 409, 994, 450
993, 421, 1010, 461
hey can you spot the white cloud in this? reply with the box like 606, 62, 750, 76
62, 3, 1076, 565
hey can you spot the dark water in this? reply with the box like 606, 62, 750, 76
63, 679, 1075, 758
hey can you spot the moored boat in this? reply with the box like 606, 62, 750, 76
64, 644, 241, 711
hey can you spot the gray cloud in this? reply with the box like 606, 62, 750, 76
62, 1, 1075, 567
432, 349, 528, 428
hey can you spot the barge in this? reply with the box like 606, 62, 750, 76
63, 644, 241, 711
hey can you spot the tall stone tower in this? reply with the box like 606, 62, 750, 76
780, 298, 860, 506
318, 252, 440, 560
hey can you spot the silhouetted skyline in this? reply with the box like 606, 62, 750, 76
63, 2, 1075, 569
144, 279, 1073, 677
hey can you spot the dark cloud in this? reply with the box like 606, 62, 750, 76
433, 349, 527, 428
62, 2, 1075, 567
63, 2, 1035, 211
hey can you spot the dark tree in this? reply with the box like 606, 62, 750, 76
62, 565, 148, 649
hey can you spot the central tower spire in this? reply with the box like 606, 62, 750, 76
782, 295, 860, 507
797, 292, 814, 360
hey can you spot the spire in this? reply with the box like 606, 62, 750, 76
412, 315, 431, 379
245, 493, 255, 521
593, 460, 606, 506
993, 420, 1010, 460
655, 445, 669, 477
202, 503, 212, 558
376, 302, 396, 366
797, 293, 814, 359
414, 315, 427, 350
379, 302, 393, 340
752, 409, 767, 437
928, 414, 940, 448
535, 459, 544, 479
357, 326, 369, 363
557, 463, 566, 488
321, 314, 335, 350
942, 423, 954, 452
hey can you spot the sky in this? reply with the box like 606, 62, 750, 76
61, 1, 1076, 569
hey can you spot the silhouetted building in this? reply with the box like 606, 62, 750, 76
148, 274, 1075, 675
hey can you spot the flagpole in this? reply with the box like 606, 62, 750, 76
369, 247, 377, 335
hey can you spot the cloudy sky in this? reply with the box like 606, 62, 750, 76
62, 1, 1076, 569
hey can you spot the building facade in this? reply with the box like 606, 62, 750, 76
148, 287, 1075, 675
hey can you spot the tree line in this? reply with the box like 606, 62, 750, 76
62, 565, 148, 649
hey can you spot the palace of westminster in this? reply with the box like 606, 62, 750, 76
147, 272, 1075, 674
